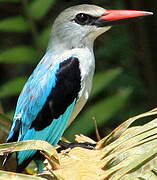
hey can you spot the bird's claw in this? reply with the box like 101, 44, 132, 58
57, 140, 96, 152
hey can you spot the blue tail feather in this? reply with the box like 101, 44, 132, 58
17, 101, 75, 170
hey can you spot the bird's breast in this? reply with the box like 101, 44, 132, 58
66, 48, 95, 124
51, 47, 95, 97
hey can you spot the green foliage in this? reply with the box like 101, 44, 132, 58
28, 0, 56, 20
0, 46, 38, 63
38, 27, 52, 49
0, 16, 29, 33
65, 68, 132, 139
0, 77, 26, 98
91, 68, 122, 98
0, 113, 10, 134
0, 0, 20, 2
65, 88, 132, 140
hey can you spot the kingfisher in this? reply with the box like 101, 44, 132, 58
6, 4, 152, 172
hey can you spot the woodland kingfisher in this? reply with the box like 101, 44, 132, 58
5, 4, 153, 172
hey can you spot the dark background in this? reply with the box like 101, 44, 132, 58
0, 0, 156, 143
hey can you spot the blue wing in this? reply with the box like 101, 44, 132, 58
6, 55, 81, 171
7, 57, 60, 142
17, 100, 76, 170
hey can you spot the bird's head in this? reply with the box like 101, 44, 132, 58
49, 4, 153, 51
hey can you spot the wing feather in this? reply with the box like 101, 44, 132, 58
7, 62, 60, 141
17, 101, 76, 166
6, 56, 81, 171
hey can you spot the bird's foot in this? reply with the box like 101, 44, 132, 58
57, 140, 96, 152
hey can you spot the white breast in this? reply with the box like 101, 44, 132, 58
44, 47, 95, 125
68, 47, 95, 125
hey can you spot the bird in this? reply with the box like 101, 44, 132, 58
5, 4, 153, 172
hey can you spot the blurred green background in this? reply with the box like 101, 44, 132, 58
0, 0, 156, 143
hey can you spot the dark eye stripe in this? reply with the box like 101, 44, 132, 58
74, 13, 98, 26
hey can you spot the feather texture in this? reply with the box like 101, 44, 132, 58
7, 56, 81, 171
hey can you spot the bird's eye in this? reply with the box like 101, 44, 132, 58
74, 13, 90, 25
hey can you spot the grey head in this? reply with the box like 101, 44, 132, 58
48, 4, 153, 51
48, 4, 111, 51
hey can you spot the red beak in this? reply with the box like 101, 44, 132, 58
96, 9, 153, 26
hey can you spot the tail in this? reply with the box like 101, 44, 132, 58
5, 102, 75, 172
16, 104, 75, 172
3, 119, 20, 170
2, 153, 12, 168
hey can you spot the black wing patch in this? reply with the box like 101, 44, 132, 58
31, 57, 81, 130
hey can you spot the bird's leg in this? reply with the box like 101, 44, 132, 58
57, 140, 96, 152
